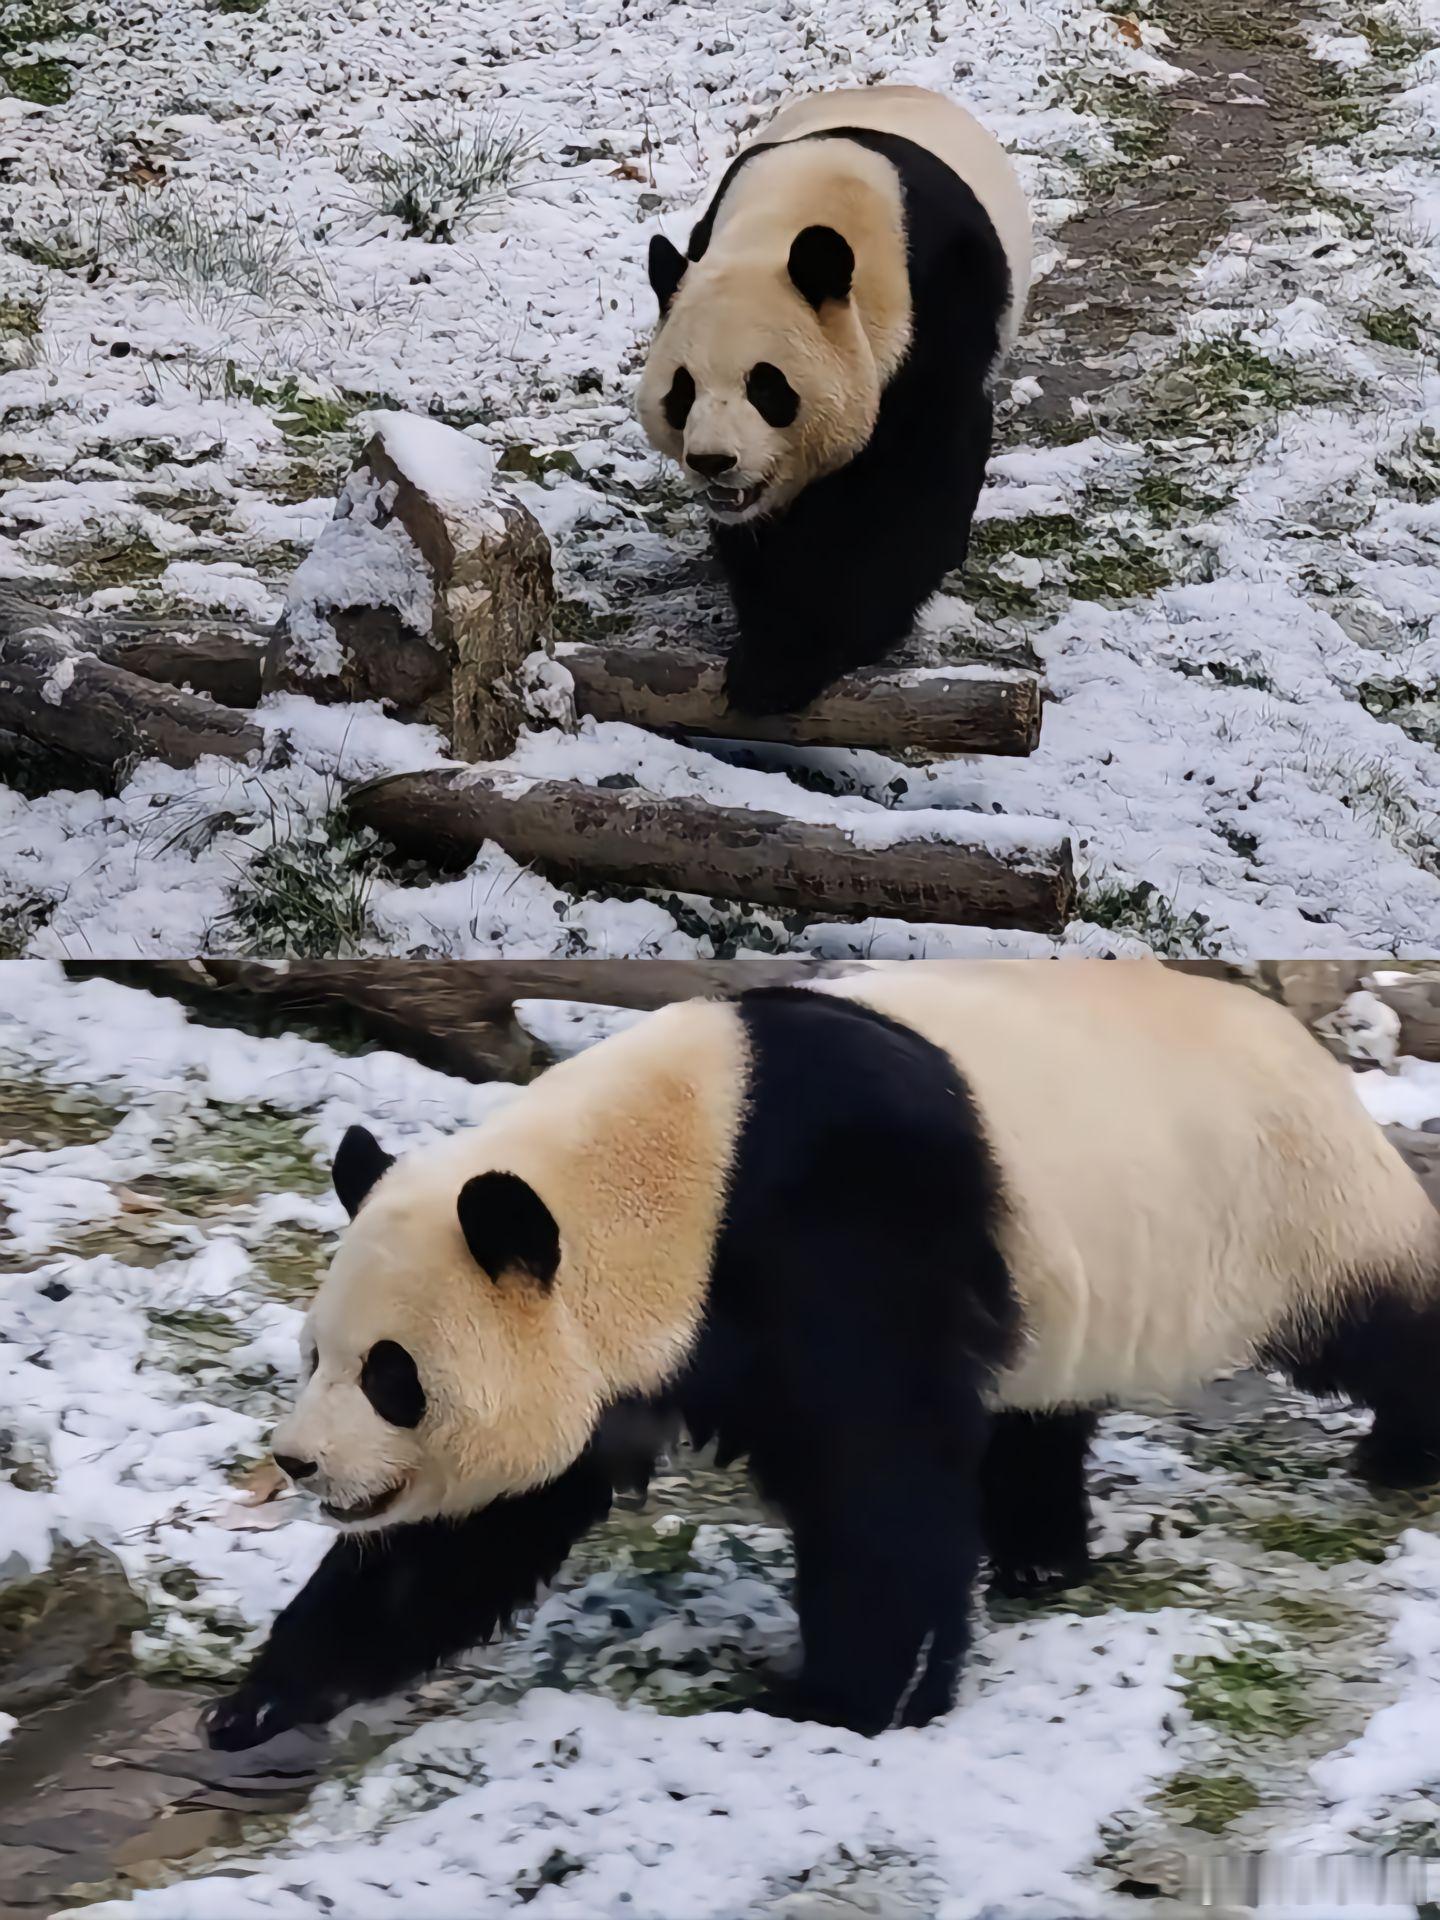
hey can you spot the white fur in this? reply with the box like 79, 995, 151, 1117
833, 962, 1440, 1410
758, 85, 1033, 352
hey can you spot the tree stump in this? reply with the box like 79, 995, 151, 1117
268, 413, 555, 761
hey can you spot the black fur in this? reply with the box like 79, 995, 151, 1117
981, 1408, 1097, 1596
360, 1340, 426, 1429
683, 128, 1012, 715
663, 365, 695, 430
205, 988, 1022, 1749
457, 1170, 561, 1288
746, 361, 799, 429
787, 224, 854, 308
1263, 1283, 1440, 1489
667, 987, 1021, 1733
333, 1124, 394, 1219
204, 1451, 613, 1751
648, 232, 687, 313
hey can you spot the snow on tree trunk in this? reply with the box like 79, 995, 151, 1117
271, 413, 555, 762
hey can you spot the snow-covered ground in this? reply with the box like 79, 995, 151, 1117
0, 0, 1436, 957
4, 965, 1440, 1916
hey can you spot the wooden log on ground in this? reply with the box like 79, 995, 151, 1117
0, 589, 277, 707
0, 629, 264, 793
347, 769, 1075, 933
558, 639, 1042, 755
94, 623, 276, 708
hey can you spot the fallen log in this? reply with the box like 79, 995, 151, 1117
0, 629, 264, 792
558, 639, 1042, 755
94, 624, 276, 708
0, 589, 277, 707
346, 769, 1075, 933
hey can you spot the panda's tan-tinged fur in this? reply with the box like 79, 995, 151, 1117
831, 962, 1440, 1411
283, 999, 747, 1528
636, 84, 1031, 515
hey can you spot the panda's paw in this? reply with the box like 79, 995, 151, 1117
989, 1555, 1091, 1601
203, 1681, 309, 1752
722, 650, 828, 717
1354, 1427, 1440, 1491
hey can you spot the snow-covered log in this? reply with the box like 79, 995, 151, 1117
346, 769, 1076, 932
557, 639, 1043, 755
0, 627, 264, 793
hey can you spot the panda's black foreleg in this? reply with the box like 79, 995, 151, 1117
203, 1450, 613, 1751
757, 1423, 986, 1736
980, 1408, 1097, 1598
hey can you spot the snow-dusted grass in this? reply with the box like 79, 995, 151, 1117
0, 0, 1436, 956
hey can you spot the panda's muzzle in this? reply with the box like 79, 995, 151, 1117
320, 1481, 404, 1525
702, 479, 768, 518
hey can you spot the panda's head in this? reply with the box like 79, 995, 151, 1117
269, 1124, 603, 1533
635, 226, 881, 524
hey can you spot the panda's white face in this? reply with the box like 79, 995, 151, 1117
269, 1130, 608, 1534
636, 250, 882, 524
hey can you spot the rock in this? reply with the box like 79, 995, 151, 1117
0, 1545, 147, 1718
113, 1807, 243, 1870
1384, 1126, 1440, 1209
269, 412, 555, 761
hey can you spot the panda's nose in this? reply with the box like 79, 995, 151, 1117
274, 1453, 317, 1482
688, 451, 736, 479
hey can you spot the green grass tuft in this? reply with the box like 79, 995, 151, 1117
1364, 306, 1422, 349
1179, 1648, 1317, 1738
1250, 1515, 1388, 1566
219, 809, 389, 958
1079, 877, 1225, 956
349, 112, 533, 241
1162, 1771, 1262, 1835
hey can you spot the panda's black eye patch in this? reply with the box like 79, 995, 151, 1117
745, 362, 799, 428
360, 1340, 426, 1428
663, 366, 695, 431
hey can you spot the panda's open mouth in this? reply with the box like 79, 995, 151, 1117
703, 480, 768, 518
321, 1482, 404, 1525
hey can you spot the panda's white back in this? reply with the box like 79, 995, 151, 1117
757, 85, 1033, 350
829, 962, 1440, 1409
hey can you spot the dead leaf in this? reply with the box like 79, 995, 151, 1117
115, 1186, 165, 1213
232, 1457, 288, 1505
1114, 14, 1143, 43
123, 159, 167, 186
213, 1502, 294, 1532
610, 160, 645, 182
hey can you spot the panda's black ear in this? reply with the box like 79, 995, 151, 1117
333, 1125, 395, 1219
788, 225, 854, 309
648, 233, 688, 314
457, 1172, 561, 1290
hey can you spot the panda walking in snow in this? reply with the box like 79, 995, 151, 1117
636, 85, 1032, 716
204, 963, 1440, 1751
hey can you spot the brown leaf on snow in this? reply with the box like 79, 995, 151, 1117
610, 160, 645, 181
1113, 14, 1144, 44
114, 1186, 165, 1213
232, 1457, 289, 1505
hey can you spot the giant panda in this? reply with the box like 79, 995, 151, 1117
205, 962, 1440, 1751
635, 85, 1032, 716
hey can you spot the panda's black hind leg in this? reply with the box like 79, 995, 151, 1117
981, 1408, 1098, 1598
1271, 1284, 1440, 1491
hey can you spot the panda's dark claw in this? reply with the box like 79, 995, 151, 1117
988, 1555, 1091, 1601
203, 1682, 306, 1751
